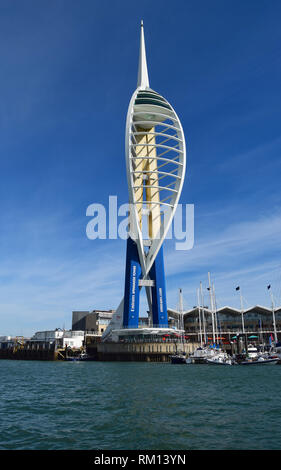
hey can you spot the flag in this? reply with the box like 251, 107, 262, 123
236, 286, 240, 291
267, 285, 271, 290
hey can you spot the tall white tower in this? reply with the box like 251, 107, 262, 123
103, 22, 186, 341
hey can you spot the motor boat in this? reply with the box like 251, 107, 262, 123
206, 351, 233, 365
170, 353, 187, 364
188, 346, 227, 364
206, 356, 233, 365
65, 352, 96, 362
239, 356, 279, 365
237, 343, 279, 365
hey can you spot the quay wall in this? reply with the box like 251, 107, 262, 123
93, 341, 199, 362
0, 341, 200, 362
0, 347, 57, 361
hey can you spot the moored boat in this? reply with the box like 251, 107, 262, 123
65, 352, 96, 362
239, 356, 278, 365
206, 355, 233, 365
188, 345, 227, 364
269, 342, 281, 363
170, 354, 187, 364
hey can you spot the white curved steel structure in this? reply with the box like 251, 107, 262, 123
102, 21, 186, 341
126, 88, 186, 278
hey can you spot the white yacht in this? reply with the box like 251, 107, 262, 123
188, 346, 224, 364
206, 351, 233, 365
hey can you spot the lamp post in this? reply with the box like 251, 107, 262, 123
236, 286, 245, 335
208, 272, 216, 344
200, 281, 207, 345
212, 282, 219, 345
236, 286, 246, 354
267, 285, 277, 343
197, 288, 203, 347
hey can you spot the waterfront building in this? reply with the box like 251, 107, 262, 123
61, 331, 85, 349
180, 304, 281, 345
28, 329, 85, 349
72, 310, 115, 335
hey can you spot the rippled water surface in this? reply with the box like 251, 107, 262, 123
1, 360, 281, 450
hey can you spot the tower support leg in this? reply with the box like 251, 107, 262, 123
123, 237, 142, 328
150, 246, 168, 328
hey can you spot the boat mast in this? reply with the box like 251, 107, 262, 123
208, 272, 216, 344
197, 288, 203, 347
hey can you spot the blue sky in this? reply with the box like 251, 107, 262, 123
1, 0, 281, 335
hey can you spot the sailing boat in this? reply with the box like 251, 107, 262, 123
236, 285, 279, 365
190, 274, 232, 364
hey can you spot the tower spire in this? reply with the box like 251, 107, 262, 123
137, 20, 150, 89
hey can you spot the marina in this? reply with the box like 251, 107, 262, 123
1, 280, 281, 363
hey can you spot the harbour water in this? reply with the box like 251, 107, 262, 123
1, 360, 281, 450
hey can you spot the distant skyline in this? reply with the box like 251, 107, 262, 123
1, 0, 281, 335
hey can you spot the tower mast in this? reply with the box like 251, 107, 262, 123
137, 20, 150, 89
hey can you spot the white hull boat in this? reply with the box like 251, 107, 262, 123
239, 357, 278, 365
188, 346, 231, 364
206, 357, 233, 365
206, 351, 233, 365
